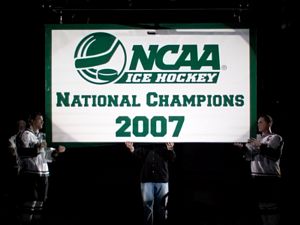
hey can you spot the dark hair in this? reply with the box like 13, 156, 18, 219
28, 112, 43, 125
259, 114, 273, 127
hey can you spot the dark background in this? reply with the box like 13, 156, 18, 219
0, 0, 295, 225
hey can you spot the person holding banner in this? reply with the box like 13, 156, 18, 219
125, 142, 175, 225
5, 119, 26, 223
7, 119, 27, 183
16, 112, 66, 225
234, 114, 283, 225
8, 119, 27, 169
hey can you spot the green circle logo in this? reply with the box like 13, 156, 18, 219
74, 32, 126, 84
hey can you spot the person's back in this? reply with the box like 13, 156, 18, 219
125, 142, 175, 225
137, 143, 173, 183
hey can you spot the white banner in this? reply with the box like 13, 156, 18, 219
47, 27, 253, 143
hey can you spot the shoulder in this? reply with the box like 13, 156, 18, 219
9, 134, 17, 142
266, 134, 283, 149
21, 130, 35, 139
270, 134, 283, 142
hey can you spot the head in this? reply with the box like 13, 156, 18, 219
28, 112, 44, 132
17, 120, 26, 132
257, 114, 273, 134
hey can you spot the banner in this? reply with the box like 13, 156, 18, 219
45, 24, 256, 143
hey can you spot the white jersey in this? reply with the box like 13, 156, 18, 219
17, 129, 55, 176
245, 133, 283, 177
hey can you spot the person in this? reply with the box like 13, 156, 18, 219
3, 119, 27, 224
16, 112, 66, 225
8, 121, 26, 198
235, 114, 283, 225
125, 142, 175, 225
8, 119, 27, 174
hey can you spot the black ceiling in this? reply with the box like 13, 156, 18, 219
1, 0, 295, 29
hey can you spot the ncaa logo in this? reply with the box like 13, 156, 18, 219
74, 32, 126, 84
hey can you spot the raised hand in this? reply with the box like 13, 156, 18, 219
125, 141, 134, 152
166, 142, 174, 150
